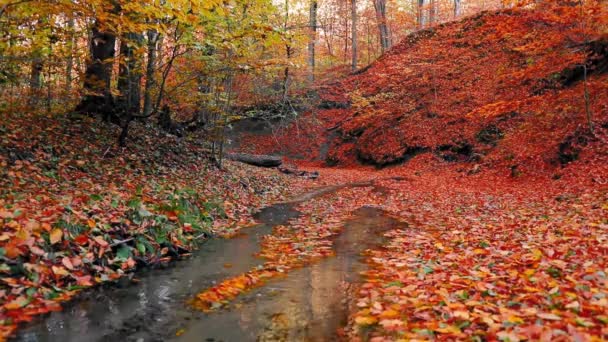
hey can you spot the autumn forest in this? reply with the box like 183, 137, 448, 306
1, 0, 607, 340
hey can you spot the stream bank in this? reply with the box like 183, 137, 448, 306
15, 183, 405, 342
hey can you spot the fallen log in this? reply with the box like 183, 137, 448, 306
278, 166, 319, 179
226, 153, 283, 167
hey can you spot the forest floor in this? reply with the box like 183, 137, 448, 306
190, 157, 608, 341
1, 111, 607, 341
222, 8, 608, 339
0, 111, 293, 339
302, 165, 608, 341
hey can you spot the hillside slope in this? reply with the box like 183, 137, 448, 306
243, 6, 608, 178
326, 8, 607, 168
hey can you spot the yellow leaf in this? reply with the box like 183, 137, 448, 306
453, 310, 470, 320
355, 315, 378, 326
50, 228, 63, 245
435, 325, 461, 334
52, 265, 69, 277
507, 315, 524, 324
379, 309, 400, 319
15, 228, 29, 240
523, 269, 535, 277
4, 296, 29, 310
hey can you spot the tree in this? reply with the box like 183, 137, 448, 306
143, 28, 160, 117
373, 0, 390, 52
308, 0, 318, 82
75, 15, 117, 118
352, 0, 358, 71
418, 0, 427, 28
117, 32, 144, 114
454, 0, 462, 17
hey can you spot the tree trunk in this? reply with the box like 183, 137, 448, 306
429, 0, 436, 25
308, 0, 317, 83
282, 0, 291, 103
117, 32, 143, 114
283, 45, 292, 102
373, 0, 390, 53
75, 22, 117, 117
454, 0, 461, 17
143, 29, 159, 117
343, 2, 349, 65
28, 58, 43, 107
156, 34, 164, 69
351, 0, 357, 72
418, 0, 427, 28
65, 16, 75, 96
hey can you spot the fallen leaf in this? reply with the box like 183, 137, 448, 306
537, 313, 561, 321
50, 228, 63, 245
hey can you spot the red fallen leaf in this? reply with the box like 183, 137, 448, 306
72, 234, 89, 245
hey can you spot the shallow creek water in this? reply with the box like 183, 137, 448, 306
15, 185, 407, 342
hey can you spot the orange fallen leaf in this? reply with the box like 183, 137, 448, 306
93, 236, 108, 247
355, 315, 378, 326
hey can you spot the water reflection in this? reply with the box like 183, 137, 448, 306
15, 198, 406, 342
177, 207, 405, 342
15, 203, 296, 342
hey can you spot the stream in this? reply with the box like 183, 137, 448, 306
15, 185, 407, 342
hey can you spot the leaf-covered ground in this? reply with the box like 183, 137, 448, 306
226, 8, 608, 338
344, 168, 608, 341
190, 161, 608, 340
0, 111, 291, 339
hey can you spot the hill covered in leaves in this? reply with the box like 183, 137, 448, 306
244, 6, 608, 179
